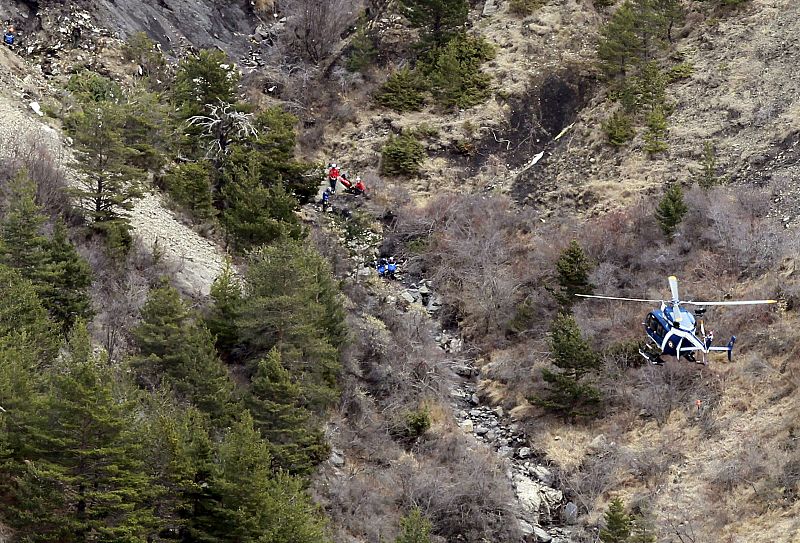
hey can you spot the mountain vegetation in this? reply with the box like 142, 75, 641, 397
0, 0, 797, 542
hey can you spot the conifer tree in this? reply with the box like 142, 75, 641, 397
238, 240, 347, 412
597, 1, 642, 76
600, 497, 632, 543
694, 141, 723, 189
220, 151, 305, 251
8, 322, 157, 541
173, 49, 239, 118
247, 349, 329, 475
0, 264, 59, 362
207, 258, 242, 359
396, 507, 433, 543
555, 239, 594, 308
534, 313, 601, 419
69, 101, 144, 241
212, 413, 330, 542
655, 184, 688, 240
132, 282, 237, 424
398, 0, 469, 45
40, 220, 93, 333
0, 175, 92, 332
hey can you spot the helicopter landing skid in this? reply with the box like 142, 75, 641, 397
638, 348, 665, 366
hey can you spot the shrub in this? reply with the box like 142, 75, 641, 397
603, 110, 635, 147
381, 133, 426, 177
66, 71, 121, 103
509, 0, 545, 16
644, 105, 668, 155
376, 67, 427, 112
693, 141, 724, 189
346, 24, 377, 73
404, 407, 431, 439
667, 61, 694, 82
163, 162, 216, 222
426, 34, 495, 109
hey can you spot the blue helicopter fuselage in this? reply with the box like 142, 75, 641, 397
644, 305, 698, 357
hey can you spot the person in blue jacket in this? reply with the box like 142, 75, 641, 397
321, 187, 332, 211
376, 257, 387, 278
387, 257, 397, 279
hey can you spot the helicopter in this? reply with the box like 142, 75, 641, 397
576, 276, 777, 365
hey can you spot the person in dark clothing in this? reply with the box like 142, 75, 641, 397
386, 257, 397, 279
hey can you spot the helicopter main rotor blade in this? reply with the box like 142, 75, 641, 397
668, 276, 680, 304
576, 294, 663, 303
683, 300, 778, 306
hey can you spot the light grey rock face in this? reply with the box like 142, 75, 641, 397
533, 525, 552, 542
563, 502, 579, 525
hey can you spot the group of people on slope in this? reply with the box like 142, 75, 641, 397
376, 257, 398, 280
326, 163, 366, 195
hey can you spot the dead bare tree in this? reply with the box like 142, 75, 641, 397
186, 99, 257, 158
281, 0, 362, 64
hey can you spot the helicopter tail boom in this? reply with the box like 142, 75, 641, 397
707, 336, 737, 361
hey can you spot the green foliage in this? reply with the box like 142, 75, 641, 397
509, 0, 545, 16
237, 239, 347, 413
220, 150, 305, 252
0, 173, 92, 333
173, 49, 239, 117
555, 240, 594, 308
593, 0, 616, 6
597, 1, 641, 77
600, 497, 632, 543
67, 100, 144, 244
376, 67, 427, 112
426, 34, 495, 109
398, 0, 469, 45
247, 349, 329, 475
164, 161, 216, 221
212, 413, 330, 543
693, 140, 724, 189
251, 107, 318, 204
533, 313, 601, 419
403, 407, 432, 439
132, 282, 237, 423
667, 61, 694, 82
66, 70, 122, 102
381, 133, 427, 177
123, 87, 173, 171
644, 104, 668, 155
655, 184, 687, 240
206, 258, 242, 359
5, 322, 157, 541
121, 31, 169, 86
346, 24, 377, 72
603, 110, 635, 147
396, 508, 433, 543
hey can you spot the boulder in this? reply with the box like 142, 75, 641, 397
475, 425, 489, 436
533, 526, 552, 543
531, 465, 554, 485
562, 502, 579, 525
519, 519, 534, 536
459, 419, 474, 433
329, 449, 345, 467
517, 447, 532, 459
482, 0, 499, 17
514, 475, 541, 521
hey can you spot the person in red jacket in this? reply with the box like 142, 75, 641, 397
327, 163, 340, 192
353, 177, 366, 195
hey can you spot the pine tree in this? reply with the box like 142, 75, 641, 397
206, 258, 242, 359
597, 1, 642, 77
600, 497, 632, 543
212, 413, 330, 542
396, 508, 433, 543
694, 141, 723, 189
655, 184, 688, 240
238, 240, 347, 413
397, 0, 469, 45
247, 349, 329, 475
69, 101, 144, 243
164, 161, 216, 221
40, 220, 93, 333
173, 49, 239, 118
534, 313, 601, 420
555, 240, 594, 308
132, 282, 237, 424
8, 322, 157, 541
0, 171, 49, 270
0, 264, 59, 362
220, 151, 305, 251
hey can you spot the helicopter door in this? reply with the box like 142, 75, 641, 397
645, 313, 665, 343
